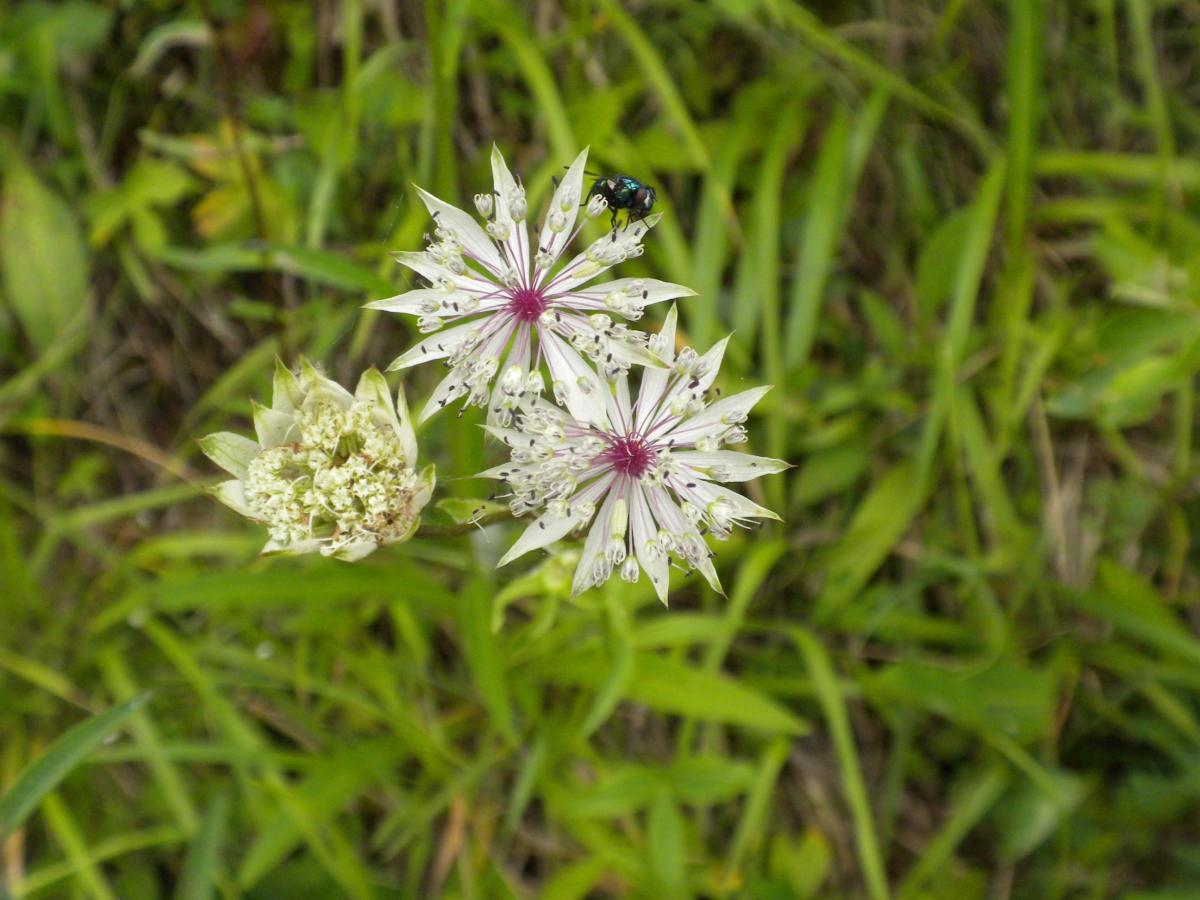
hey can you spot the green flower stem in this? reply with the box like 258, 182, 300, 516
414, 508, 514, 538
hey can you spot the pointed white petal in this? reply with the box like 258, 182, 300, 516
482, 425, 533, 447
476, 461, 522, 480
272, 357, 304, 414
417, 370, 468, 423
539, 147, 589, 266
636, 305, 679, 431
210, 478, 256, 518
353, 368, 417, 464
487, 325, 532, 428
645, 335, 731, 437
490, 144, 520, 220
262, 537, 325, 556
199, 431, 259, 479
683, 479, 783, 522
569, 277, 697, 309
660, 385, 773, 444
299, 359, 355, 407
354, 366, 392, 411
607, 337, 669, 369
499, 512, 581, 567
644, 483, 724, 596
392, 251, 495, 293
693, 552, 724, 595
629, 483, 669, 604
330, 539, 379, 561
497, 475, 611, 567
548, 212, 662, 294
571, 488, 620, 596
505, 323, 532, 370
694, 335, 730, 395
542, 330, 610, 429
615, 373, 633, 431
387, 317, 491, 370
365, 288, 447, 314
252, 401, 295, 448
671, 451, 790, 482
489, 145, 531, 280
414, 464, 437, 508
393, 381, 419, 464
414, 184, 504, 272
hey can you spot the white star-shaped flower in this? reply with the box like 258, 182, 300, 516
368, 146, 694, 425
480, 307, 787, 603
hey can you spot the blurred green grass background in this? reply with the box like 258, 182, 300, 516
3, 0, 1200, 896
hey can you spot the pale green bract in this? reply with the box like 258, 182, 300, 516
199, 359, 435, 561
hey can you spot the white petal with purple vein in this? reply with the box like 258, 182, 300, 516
540, 148, 589, 267
671, 451, 789, 482
497, 475, 610, 566
542, 330, 610, 428
387, 317, 490, 370
660, 385, 772, 444
414, 185, 504, 272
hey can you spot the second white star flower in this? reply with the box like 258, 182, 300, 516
480, 307, 788, 603
368, 146, 695, 426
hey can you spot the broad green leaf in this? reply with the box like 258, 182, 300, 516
238, 745, 392, 890
0, 163, 90, 351
813, 460, 923, 622
535, 651, 807, 735
433, 497, 508, 526
572, 767, 662, 818
792, 439, 869, 506
864, 661, 1056, 743
624, 654, 806, 734
914, 208, 971, 325
991, 769, 1086, 860
1070, 560, 1200, 666
662, 756, 755, 805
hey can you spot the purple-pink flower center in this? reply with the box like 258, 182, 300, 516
508, 286, 548, 322
605, 434, 655, 477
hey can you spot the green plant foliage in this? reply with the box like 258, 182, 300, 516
3, 1, 1200, 897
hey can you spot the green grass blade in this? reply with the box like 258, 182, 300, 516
916, 158, 1006, 480
777, 1, 993, 157
783, 108, 850, 370
40, 792, 117, 900
173, 792, 229, 900
14, 826, 186, 896
459, 577, 518, 745
792, 628, 889, 900
1004, 0, 1042, 253
727, 737, 790, 874
897, 765, 1008, 898
98, 650, 198, 833
594, 0, 709, 170
483, 1, 576, 162
0, 693, 149, 834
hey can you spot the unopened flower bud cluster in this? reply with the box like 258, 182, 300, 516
242, 398, 423, 551
202, 362, 433, 561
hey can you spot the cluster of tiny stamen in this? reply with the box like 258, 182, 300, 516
509, 285, 548, 322
560, 312, 651, 380
242, 398, 422, 551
